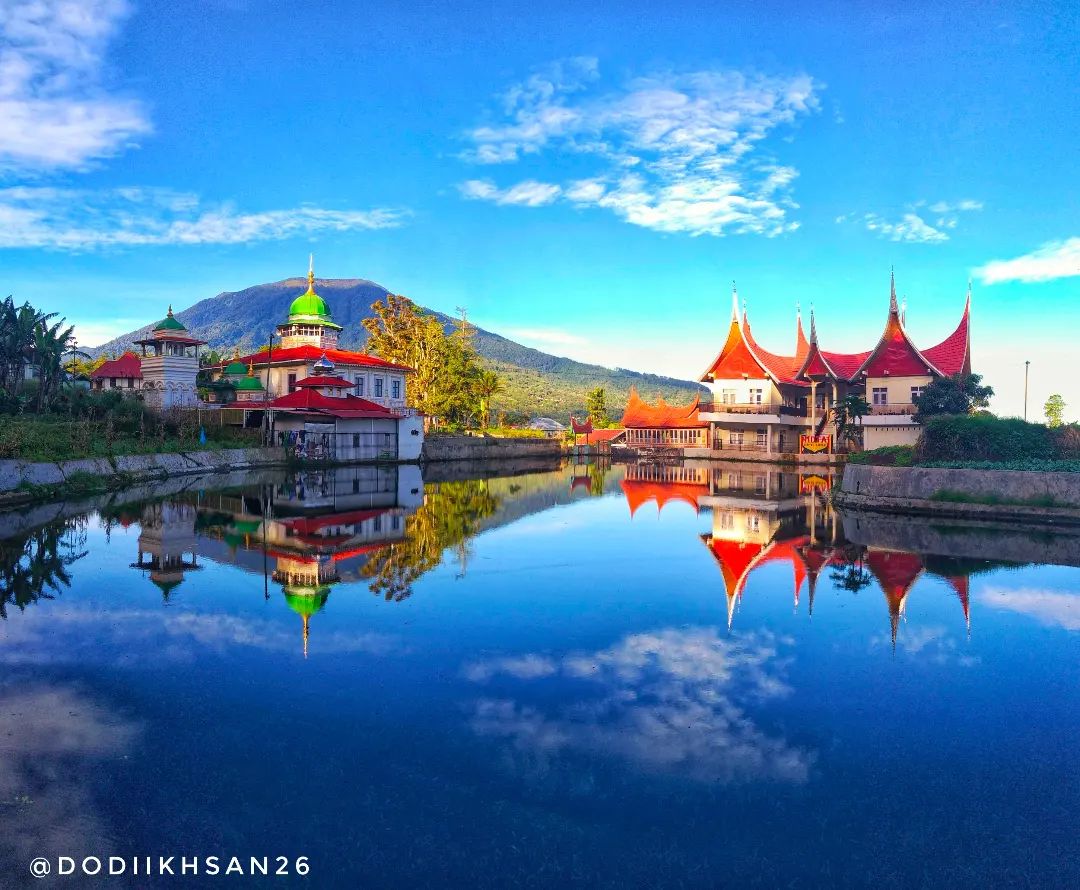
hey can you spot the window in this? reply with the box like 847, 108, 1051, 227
718, 512, 735, 529
721, 388, 737, 405
728, 430, 744, 445
727, 473, 740, 490
910, 385, 925, 402
384, 432, 393, 446
391, 379, 401, 400
287, 373, 298, 393
373, 514, 382, 532
353, 434, 360, 447
747, 515, 761, 532
749, 388, 763, 404
374, 377, 384, 398
352, 478, 360, 493
756, 428, 767, 447
754, 475, 767, 494
872, 387, 888, 406
354, 376, 365, 397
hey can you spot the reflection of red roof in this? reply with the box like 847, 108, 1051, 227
867, 550, 924, 603
755, 538, 809, 604
621, 387, 707, 429
621, 479, 707, 515
269, 389, 398, 419
294, 375, 353, 389
225, 345, 412, 373
706, 537, 766, 599
91, 351, 142, 379
278, 508, 392, 535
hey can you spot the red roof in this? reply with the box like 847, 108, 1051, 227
278, 508, 393, 535
570, 416, 594, 434
268, 388, 399, 419
701, 318, 776, 381
621, 387, 708, 429
855, 310, 940, 378
921, 297, 971, 377
586, 428, 626, 443
91, 351, 142, 379
225, 345, 412, 373
294, 375, 353, 389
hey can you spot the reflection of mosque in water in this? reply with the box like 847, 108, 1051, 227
128, 466, 424, 655
622, 461, 971, 645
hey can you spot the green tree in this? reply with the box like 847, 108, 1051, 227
475, 369, 503, 428
831, 394, 871, 446
585, 386, 610, 428
912, 373, 994, 423
1044, 393, 1066, 428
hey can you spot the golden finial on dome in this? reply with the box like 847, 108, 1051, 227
307, 253, 315, 292
167, 304, 174, 317
247, 360, 255, 378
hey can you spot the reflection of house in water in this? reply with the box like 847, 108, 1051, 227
621, 462, 972, 641
130, 502, 201, 599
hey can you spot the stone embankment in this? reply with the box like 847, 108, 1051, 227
837, 464, 1080, 524
0, 448, 288, 506
421, 435, 563, 463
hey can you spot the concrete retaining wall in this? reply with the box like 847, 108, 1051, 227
838, 464, 1080, 523
842, 464, 1080, 506
0, 447, 288, 495
422, 436, 563, 463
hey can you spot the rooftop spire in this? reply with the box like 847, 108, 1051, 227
307, 253, 315, 291
809, 306, 818, 345
889, 266, 898, 315
730, 280, 739, 323
901, 296, 907, 326
966, 277, 972, 309
167, 304, 174, 317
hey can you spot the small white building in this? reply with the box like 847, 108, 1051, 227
134, 307, 206, 409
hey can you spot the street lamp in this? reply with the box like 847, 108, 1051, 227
1024, 360, 1030, 421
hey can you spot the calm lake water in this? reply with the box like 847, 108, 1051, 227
2, 460, 1078, 888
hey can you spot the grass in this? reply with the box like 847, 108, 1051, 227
0, 417, 261, 463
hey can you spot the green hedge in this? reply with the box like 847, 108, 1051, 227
914, 414, 1073, 463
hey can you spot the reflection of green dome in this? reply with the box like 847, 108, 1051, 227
231, 519, 262, 534
283, 588, 331, 616
153, 306, 187, 332
151, 577, 183, 596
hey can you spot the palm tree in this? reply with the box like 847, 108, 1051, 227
474, 369, 504, 429
831, 394, 871, 449
32, 319, 84, 413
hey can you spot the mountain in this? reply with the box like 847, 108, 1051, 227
91, 277, 707, 419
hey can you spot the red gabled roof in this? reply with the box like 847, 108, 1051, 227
587, 428, 626, 443
700, 316, 777, 382
921, 294, 971, 378
294, 375, 353, 389
268, 388, 398, 419
743, 316, 810, 386
853, 276, 943, 379
226, 345, 413, 373
570, 416, 594, 434
819, 348, 871, 381
91, 351, 142, 379
621, 387, 708, 429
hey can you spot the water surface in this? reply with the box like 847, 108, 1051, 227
2, 461, 1078, 887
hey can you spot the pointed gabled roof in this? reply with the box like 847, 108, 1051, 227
853, 272, 944, 379
795, 308, 810, 366
621, 387, 708, 429
621, 479, 708, 516
922, 284, 972, 378
699, 304, 778, 382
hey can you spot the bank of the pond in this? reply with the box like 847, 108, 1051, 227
836, 464, 1080, 524
421, 435, 563, 463
0, 447, 289, 508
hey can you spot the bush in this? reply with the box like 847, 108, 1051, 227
848, 445, 915, 466
915, 414, 1059, 463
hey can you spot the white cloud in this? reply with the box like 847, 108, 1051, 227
0, 0, 151, 171
0, 186, 406, 250
978, 587, 1080, 630
460, 62, 820, 237
459, 178, 561, 207
466, 628, 813, 784
863, 211, 948, 243
500, 326, 588, 347
928, 199, 984, 214
974, 237, 1080, 284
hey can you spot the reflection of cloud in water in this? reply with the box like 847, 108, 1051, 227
870, 625, 979, 666
0, 609, 402, 664
0, 685, 139, 867
979, 587, 1080, 631
465, 628, 812, 784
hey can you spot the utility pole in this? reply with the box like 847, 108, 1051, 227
1024, 360, 1030, 421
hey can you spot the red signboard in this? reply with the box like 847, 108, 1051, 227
799, 434, 832, 454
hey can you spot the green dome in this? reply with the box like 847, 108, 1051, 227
223, 361, 247, 376
153, 306, 187, 332
286, 282, 342, 330
234, 376, 264, 391
283, 588, 331, 616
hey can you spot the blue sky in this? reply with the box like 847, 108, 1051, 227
1, 0, 1077, 417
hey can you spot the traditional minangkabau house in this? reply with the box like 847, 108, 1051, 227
623, 272, 972, 453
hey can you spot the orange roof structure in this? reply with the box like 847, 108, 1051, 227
621, 479, 708, 516
622, 387, 708, 429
